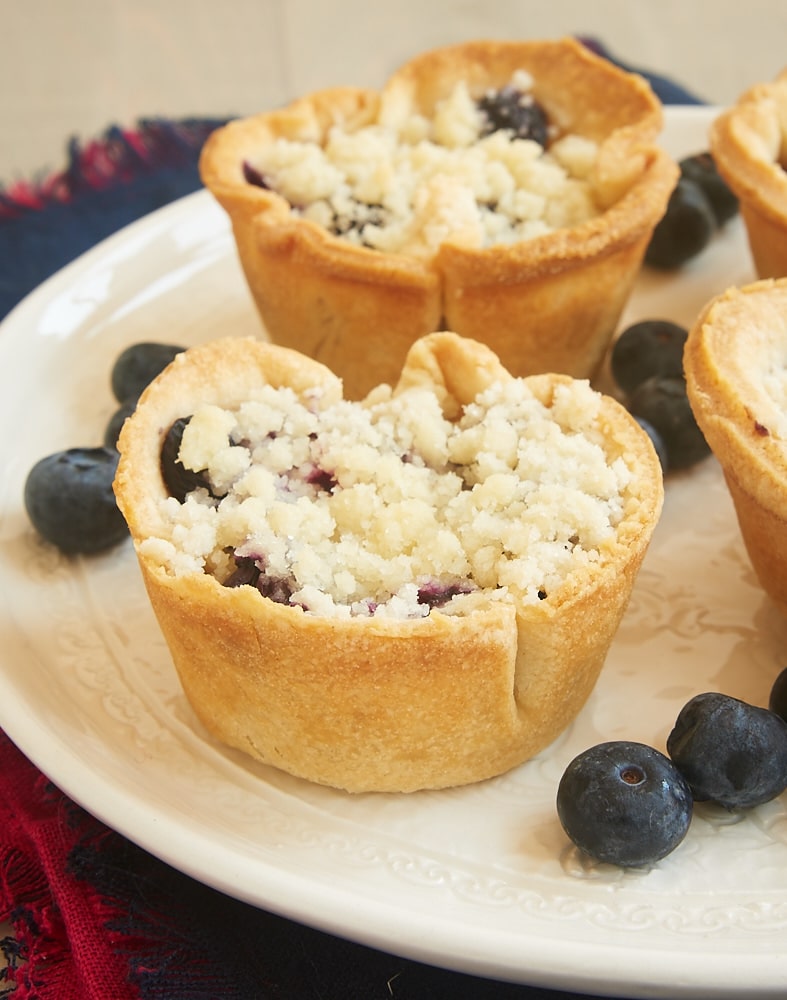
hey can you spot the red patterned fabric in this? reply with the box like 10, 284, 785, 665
0, 733, 137, 999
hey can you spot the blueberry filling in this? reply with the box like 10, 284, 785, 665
477, 86, 549, 147
416, 580, 475, 609
161, 417, 221, 502
161, 418, 337, 503
305, 464, 338, 493
223, 559, 478, 615
242, 160, 271, 189
329, 203, 390, 245
223, 555, 295, 604
244, 163, 389, 244
241, 82, 553, 246
222, 554, 260, 588
154, 373, 624, 620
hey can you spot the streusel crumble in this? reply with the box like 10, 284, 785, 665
243, 72, 601, 256
143, 373, 631, 619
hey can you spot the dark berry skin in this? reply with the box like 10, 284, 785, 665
111, 342, 184, 404
104, 398, 137, 450
24, 447, 129, 554
610, 319, 688, 396
633, 416, 668, 472
645, 177, 716, 269
679, 152, 739, 227
627, 376, 710, 470
160, 416, 216, 502
557, 741, 693, 867
478, 87, 549, 146
769, 667, 787, 723
667, 692, 787, 810
223, 556, 294, 604
242, 161, 270, 189
417, 580, 474, 610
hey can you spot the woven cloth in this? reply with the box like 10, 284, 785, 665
0, 43, 703, 999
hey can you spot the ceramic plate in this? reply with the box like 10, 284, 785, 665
1, 108, 786, 999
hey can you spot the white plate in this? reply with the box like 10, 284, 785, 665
1, 107, 786, 999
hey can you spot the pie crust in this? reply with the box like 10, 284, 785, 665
115, 332, 664, 792
200, 38, 677, 399
709, 69, 787, 279
684, 278, 787, 617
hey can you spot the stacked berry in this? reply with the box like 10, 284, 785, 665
645, 151, 739, 269
557, 673, 787, 868
24, 342, 184, 554
610, 318, 709, 473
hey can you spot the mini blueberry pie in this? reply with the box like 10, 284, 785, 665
710, 68, 787, 280
114, 331, 663, 792
684, 278, 787, 618
199, 38, 677, 399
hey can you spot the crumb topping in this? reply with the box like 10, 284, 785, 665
142, 377, 633, 619
244, 72, 600, 256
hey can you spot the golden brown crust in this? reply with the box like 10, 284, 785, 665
115, 333, 664, 792
684, 279, 787, 617
709, 69, 787, 279
199, 38, 677, 399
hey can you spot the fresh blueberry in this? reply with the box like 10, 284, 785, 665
24, 447, 129, 554
556, 741, 693, 867
769, 668, 787, 723
160, 416, 217, 503
111, 342, 184, 404
667, 692, 787, 809
627, 376, 710, 470
104, 398, 137, 450
478, 87, 549, 146
679, 152, 739, 227
610, 319, 688, 395
645, 177, 716, 269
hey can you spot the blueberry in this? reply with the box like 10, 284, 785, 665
223, 555, 294, 604
610, 319, 688, 395
242, 160, 270, 189
769, 668, 787, 723
111, 342, 185, 404
627, 376, 710, 470
556, 741, 693, 867
645, 177, 716, 269
223, 555, 261, 588
104, 398, 137, 450
329, 202, 390, 246
304, 464, 338, 493
160, 416, 217, 502
24, 447, 129, 554
667, 692, 787, 809
417, 579, 474, 609
679, 152, 739, 227
478, 87, 549, 146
